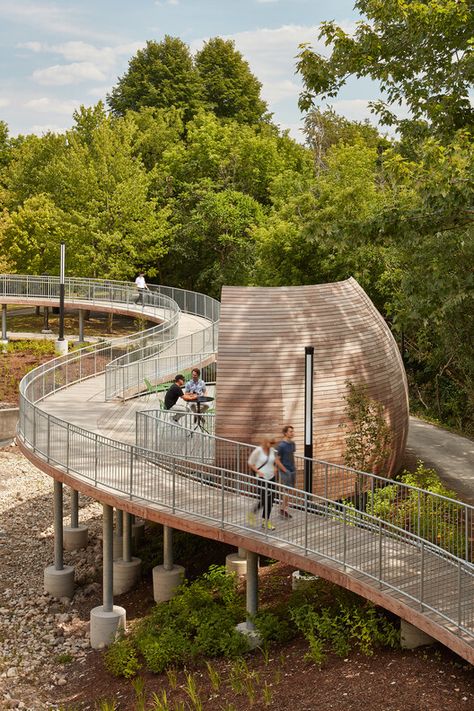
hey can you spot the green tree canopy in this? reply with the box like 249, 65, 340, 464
107, 37, 204, 122
297, 0, 474, 139
195, 37, 268, 124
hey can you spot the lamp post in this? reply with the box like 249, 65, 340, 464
304, 345, 314, 494
55, 242, 68, 355
58, 242, 65, 341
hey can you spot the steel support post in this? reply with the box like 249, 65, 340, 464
42, 306, 51, 333
123, 512, 132, 564
103, 504, 114, 613
70, 488, 79, 528
53, 480, 64, 570
78, 309, 85, 342
1, 304, 7, 341
246, 551, 259, 629
163, 525, 173, 571
116, 509, 123, 537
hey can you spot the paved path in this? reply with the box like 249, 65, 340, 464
405, 416, 474, 505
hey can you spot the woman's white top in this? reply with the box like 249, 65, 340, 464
248, 446, 276, 480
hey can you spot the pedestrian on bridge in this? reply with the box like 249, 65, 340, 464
135, 272, 149, 304
247, 437, 277, 531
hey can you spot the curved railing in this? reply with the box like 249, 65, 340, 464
12, 275, 474, 658
104, 287, 219, 401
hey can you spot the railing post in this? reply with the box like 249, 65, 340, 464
221, 468, 225, 527
47, 416, 51, 463
94, 435, 98, 486
457, 560, 462, 627
172, 459, 176, 513
129, 445, 134, 499
304, 491, 308, 554
343, 507, 347, 570
66, 422, 70, 472
378, 519, 383, 587
420, 540, 425, 610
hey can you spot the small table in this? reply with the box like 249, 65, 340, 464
192, 395, 214, 433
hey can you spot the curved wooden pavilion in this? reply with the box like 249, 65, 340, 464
216, 279, 409, 497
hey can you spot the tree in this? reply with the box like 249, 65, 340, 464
195, 38, 268, 124
297, 0, 474, 138
107, 37, 204, 122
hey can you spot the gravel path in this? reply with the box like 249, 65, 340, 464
0, 444, 103, 710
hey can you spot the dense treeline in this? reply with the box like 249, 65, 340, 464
0, 23, 472, 434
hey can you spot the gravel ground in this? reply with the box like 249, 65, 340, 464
0, 444, 103, 710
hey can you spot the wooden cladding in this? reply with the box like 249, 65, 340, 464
215, 278, 409, 493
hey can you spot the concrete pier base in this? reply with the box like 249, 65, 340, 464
400, 620, 436, 650
90, 605, 126, 649
152, 564, 185, 602
55, 339, 68, 356
44, 565, 75, 599
235, 621, 262, 650
113, 557, 142, 595
226, 550, 248, 577
63, 526, 89, 551
291, 570, 319, 591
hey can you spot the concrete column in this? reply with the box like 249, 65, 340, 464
78, 309, 85, 343
1, 304, 7, 342
152, 525, 185, 602
35, 305, 40, 316
113, 509, 123, 559
113, 511, 141, 595
400, 620, 436, 650
44, 481, 74, 598
63, 488, 88, 551
42, 307, 52, 334
246, 551, 259, 627
226, 547, 248, 577
235, 550, 261, 648
90, 503, 126, 648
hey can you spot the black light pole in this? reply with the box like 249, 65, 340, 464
58, 242, 65, 342
304, 345, 314, 494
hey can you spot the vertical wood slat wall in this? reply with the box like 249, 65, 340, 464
215, 278, 409, 496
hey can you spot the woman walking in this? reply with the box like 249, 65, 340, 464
247, 437, 277, 530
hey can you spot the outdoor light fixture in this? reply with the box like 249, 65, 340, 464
304, 345, 314, 494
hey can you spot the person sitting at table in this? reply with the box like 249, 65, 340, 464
185, 368, 210, 416
164, 374, 197, 423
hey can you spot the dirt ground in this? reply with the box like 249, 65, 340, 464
50, 562, 474, 711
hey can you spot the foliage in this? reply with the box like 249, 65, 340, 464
366, 461, 468, 558
118, 565, 247, 676
104, 638, 141, 679
297, 0, 474, 139
6, 339, 55, 355
341, 380, 392, 474
195, 38, 268, 125
107, 37, 204, 123
289, 579, 399, 665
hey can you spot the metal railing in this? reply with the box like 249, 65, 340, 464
104, 288, 219, 400
13, 274, 474, 651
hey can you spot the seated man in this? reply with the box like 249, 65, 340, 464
164, 374, 197, 422
185, 368, 209, 416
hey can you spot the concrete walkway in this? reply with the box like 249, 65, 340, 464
405, 416, 474, 505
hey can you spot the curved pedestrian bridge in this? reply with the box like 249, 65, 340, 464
3, 275, 473, 664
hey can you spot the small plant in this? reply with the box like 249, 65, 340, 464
183, 672, 203, 711
205, 660, 221, 691
55, 652, 73, 664
150, 690, 170, 711
132, 676, 146, 711
104, 638, 141, 679
96, 701, 118, 711
166, 667, 178, 689
262, 682, 273, 706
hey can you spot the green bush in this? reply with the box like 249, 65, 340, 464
104, 638, 141, 679
131, 565, 247, 676
6, 339, 55, 356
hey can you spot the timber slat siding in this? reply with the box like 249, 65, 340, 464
216, 278, 409, 497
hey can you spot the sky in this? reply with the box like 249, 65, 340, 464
0, 0, 379, 141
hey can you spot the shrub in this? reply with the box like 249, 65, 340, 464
104, 638, 141, 679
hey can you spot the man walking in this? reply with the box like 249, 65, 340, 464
135, 272, 149, 304
276, 425, 296, 518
